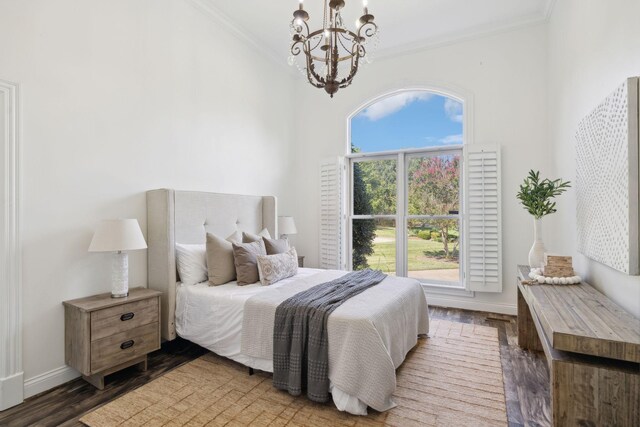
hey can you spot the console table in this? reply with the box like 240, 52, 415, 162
517, 266, 639, 426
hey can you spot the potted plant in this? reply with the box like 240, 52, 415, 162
516, 170, 571, 268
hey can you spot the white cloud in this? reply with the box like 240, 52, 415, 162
444, 98, 463, 123
360, 92, 433, 121
440, 134, 463, 145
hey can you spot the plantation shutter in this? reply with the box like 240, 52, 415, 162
464, 144, 502, 292
319, 157, 345, 270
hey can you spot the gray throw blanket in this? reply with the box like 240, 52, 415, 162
272, 269, 386, 403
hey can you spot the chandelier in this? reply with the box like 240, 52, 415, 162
289, 0, 379, 98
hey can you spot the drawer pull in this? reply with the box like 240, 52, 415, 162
120, 312, 135, 321
120, 340, 135, 350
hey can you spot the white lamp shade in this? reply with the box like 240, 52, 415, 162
278, 216, 297, 235
88, 219, 147, 252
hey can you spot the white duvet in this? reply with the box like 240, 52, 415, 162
175, 268, 429, 415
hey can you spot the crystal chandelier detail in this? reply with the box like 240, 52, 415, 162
289, 0, 379, 98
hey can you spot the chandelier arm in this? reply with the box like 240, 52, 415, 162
291, 39, 304, 56
301, 20, 311, 38
291, 17, 311, 40
355, 43, 366, 58
357, 21, 378, 39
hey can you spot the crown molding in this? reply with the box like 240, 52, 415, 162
374, 13, 548, 62
186, 0, 297, 78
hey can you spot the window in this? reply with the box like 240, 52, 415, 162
348, 91, 464, 288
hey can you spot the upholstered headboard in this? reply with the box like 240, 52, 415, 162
146, 189, 277, 341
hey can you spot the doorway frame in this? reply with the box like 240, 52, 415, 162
0, 79, 23, 411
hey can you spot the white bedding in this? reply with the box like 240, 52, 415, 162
176, 268, 322, 372
175, 268, 429, 415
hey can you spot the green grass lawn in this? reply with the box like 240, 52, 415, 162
365, 227, 459, 274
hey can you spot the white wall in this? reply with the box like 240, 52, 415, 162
288, 24, 550, 315
0, 0, 295, 395
547, 0, 640, 317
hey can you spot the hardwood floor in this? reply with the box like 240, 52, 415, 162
0, 307, 551, 427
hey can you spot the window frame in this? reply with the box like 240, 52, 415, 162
345, 87, 472, 289
347, 146, 465, 288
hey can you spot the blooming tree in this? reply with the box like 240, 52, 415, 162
408, 155, 460, 258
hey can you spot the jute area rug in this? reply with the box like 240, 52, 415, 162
81, 320, 507, 427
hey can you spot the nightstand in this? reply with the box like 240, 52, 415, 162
298, 255, 305, 268
63, 287, 161, 389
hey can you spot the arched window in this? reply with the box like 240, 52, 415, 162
350, 91, 464, 153
347, 90, 465, 288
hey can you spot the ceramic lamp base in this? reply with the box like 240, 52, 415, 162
111, 251, 129, 298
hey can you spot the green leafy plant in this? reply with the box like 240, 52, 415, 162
517, 170, 571, 219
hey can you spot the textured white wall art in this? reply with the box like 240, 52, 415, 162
575, 77, 639, 275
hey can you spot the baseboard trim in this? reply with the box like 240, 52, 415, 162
426, 294, 517, 315
0, 372, 24, 411
23, 366, 79, 399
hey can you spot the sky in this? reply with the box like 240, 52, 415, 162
351, 92, 464, 153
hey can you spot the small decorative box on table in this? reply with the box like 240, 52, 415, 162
63, 288, 162, 389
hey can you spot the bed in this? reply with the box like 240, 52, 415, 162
147, 189, 429, 415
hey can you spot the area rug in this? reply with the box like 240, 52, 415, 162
80, 320, 507, 426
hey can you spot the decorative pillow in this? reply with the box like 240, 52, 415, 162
206, 232, 241, 286
242, 228, 272, 243
232, 239, 267, 285
263, 236, 289, 255
257, 247, 299, 286
226, 230, 242, 243
175, 243, 207, 286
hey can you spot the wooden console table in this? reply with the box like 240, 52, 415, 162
517, 266, 639, 426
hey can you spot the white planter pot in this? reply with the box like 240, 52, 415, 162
528, 218, 547, 268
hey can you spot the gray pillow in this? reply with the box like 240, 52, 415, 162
263, 237, 289, 255
257, 247, 299, 286
232, 239, 267, 285
206, 232, 241, 286
242, 228, 272, 243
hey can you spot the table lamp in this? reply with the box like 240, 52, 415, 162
278, 216, 297, 240
89, 219, 147, 298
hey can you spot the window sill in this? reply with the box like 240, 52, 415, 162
420, 283, 475, 298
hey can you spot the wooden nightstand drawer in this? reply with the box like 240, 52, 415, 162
91, 298, 159, 341
91, 322, 159, 373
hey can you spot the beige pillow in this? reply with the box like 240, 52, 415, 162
226, 230, 242, 243
206, 232, 241, 286
257, 247, 299, 286
263, 236, 289, 255
242, 228, 272, 243
232, 239, 267, 285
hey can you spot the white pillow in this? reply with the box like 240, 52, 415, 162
175, 243, 207, 286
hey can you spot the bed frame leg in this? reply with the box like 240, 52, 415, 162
249, 367, 254, 376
